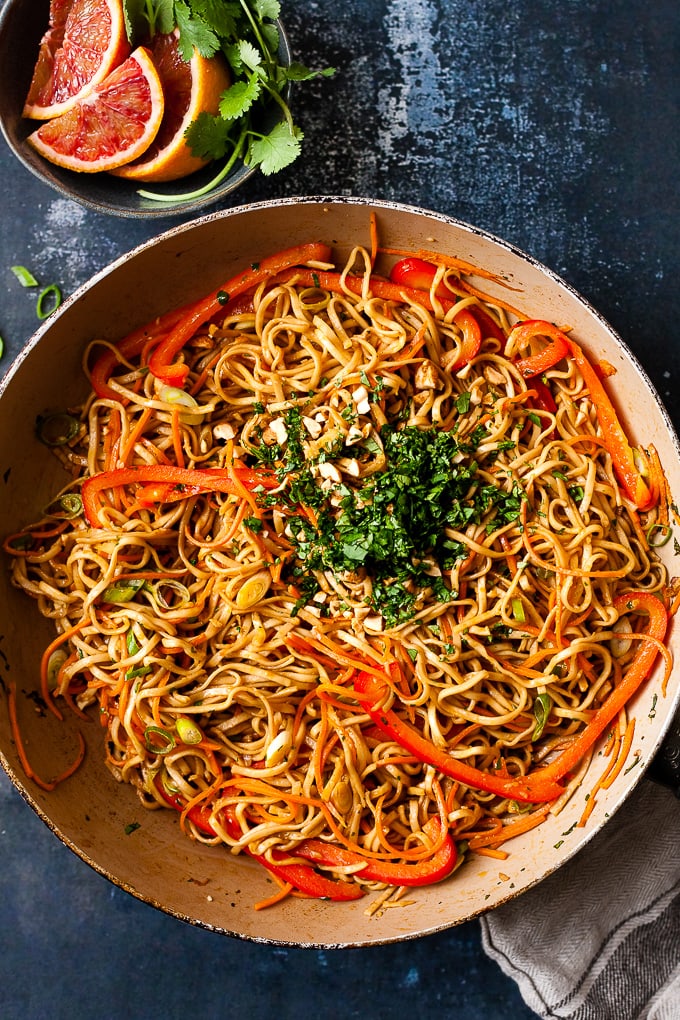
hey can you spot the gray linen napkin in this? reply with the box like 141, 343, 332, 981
480, 779, 680, 1019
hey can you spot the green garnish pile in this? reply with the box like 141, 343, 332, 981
249, 392, 524, 628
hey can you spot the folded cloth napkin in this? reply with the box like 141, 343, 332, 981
480, 778, 680, 1020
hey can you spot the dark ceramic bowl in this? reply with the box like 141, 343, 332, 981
0, 0, 291, 218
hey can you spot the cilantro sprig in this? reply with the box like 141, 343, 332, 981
123, 0, 334, 201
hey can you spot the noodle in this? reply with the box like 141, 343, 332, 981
5, 236, 671, 905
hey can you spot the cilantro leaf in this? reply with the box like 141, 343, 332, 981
254, 0, 281, 19
184, 112, 235, 160
219, 77, 262, 121
174, 1, 220, 59
285, 61, 336, 82
249, 122, 302, 175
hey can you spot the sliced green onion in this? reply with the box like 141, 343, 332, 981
0, 336, 4, 360
144, 726, 175, 755
646, 523, 672, 548
158, 385, 203, 425
36, 284, 62, 320
11, 265, 38, 287
101, 578, 146, 604
511, 597, 526, 623
44, 493, 83, 519
126, 629, 140, 656
633, 447, 649, 478
532, 693, 552, 740
46, 648, 68, 689
125, 664, 152, 680
176, 716, 203, 745
159, 769, 179, 796
235, 570, 271, 610
36, 412, 80, 446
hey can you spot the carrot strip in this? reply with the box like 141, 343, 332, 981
40, 621, 88, 720
8, 680, 86, 791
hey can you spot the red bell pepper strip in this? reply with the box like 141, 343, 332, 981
508, 320, 654, 510
389, 256, 507, 345
357, 589, 666, 801
293, 817, 457, 887
565, 335, 655, 510
89, 302, 198, 401
147, 242, 333, 388
389, 256, 456, 301
508, 320, 570, 378
528, 376, 557, 416
533, 591, 667, 784
354, 671, 565, 803
81, 464, 278, 527
448, 308, 482, 370
156, 781, 364, 901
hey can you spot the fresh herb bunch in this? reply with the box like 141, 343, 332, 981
122, 0, 334, 197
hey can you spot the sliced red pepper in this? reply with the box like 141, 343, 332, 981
565, 335, 655, 510
156, 780, 363, 901
535, 591, 667, 783
294, 817, 457, 887
508, 321, 654, 510
81, 464, 278, 527
354, 671, 565, 803
356, 591, 666, 801
147, 242, 333, 387
508, 320, 570, 378
89, 302, 196, 401
528, 376, 557, 416
448, 308, 482, 370
389, 256, 507, 344
389, 256, 456, 302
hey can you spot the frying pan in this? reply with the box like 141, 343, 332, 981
1, 197, 678, 947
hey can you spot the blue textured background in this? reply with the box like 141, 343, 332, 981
1, 1, 678, 1017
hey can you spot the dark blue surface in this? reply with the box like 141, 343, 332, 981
1, 1, 679, 1017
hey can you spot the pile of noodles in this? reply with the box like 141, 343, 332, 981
6, 241, 669, 907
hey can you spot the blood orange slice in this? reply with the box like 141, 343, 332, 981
111, 30, 231, 183
24, 0, 131, 120
26, 47, 165, 173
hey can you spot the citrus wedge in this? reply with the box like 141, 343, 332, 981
26, 47, 165, 173
23, 0, 131, 120
111, 30, 231, 183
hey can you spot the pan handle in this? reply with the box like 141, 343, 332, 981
648, 713, 680, 797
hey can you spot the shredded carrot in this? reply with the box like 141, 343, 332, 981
254, 880, 294, 910
468, 805, 552, 850
578, 715, 635, 826
40, 621, 88, 720
472, 846, 509, 860
369, 209, 379, 268
8, 680, 86, 791
118, 406, 154, 465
